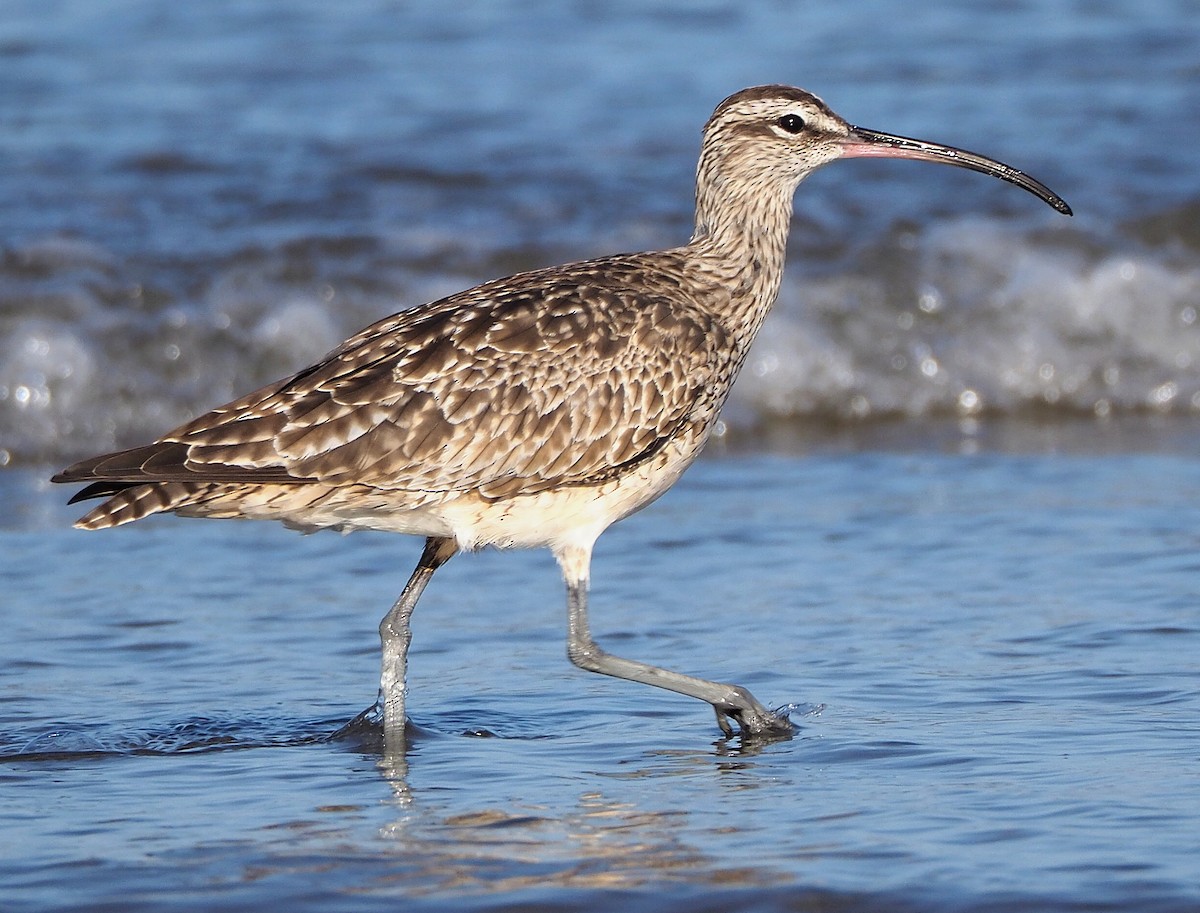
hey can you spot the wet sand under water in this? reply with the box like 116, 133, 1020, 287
3, 434, 1199, 912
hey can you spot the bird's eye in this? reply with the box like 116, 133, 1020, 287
777, 114, 806, 134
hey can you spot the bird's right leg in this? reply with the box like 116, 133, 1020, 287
555, 542, 793, 739
378, 535, 458, 752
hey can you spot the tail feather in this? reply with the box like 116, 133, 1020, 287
74, 481, 224, 530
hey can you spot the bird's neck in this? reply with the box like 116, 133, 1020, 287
686, 168, 796, 345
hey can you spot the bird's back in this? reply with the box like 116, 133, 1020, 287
55, 250, 735, 540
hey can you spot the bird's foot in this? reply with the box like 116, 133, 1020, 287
331, 701, 382, 740
712, 686, 794, 740
332, 697, 411, 755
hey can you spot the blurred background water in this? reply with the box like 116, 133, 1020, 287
2, 0, 1198, 462
2, 1, 1199, 911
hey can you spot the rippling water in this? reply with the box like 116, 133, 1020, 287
3, 1, 1200, 911
4, 452, 1200, 912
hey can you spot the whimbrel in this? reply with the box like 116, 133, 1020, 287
54, 86, 1071, 746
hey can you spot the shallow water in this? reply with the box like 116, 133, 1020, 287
4, 448, 1200, 912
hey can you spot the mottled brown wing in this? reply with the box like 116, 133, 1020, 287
57, 256, 730, 499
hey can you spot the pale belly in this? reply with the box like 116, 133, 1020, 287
261, 432, 705, 553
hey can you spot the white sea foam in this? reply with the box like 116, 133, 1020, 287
736, 215, 1200, 425
3, 211, 1198, 464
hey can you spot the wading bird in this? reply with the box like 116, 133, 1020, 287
54, 86, 1071, 748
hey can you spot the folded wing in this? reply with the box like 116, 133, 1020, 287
56, 256, 728, 504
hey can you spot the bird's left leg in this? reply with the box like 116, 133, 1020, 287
378, 536, 458, 752
554, 541, 792, 739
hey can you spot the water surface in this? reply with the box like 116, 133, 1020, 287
4, 450, 1200, 912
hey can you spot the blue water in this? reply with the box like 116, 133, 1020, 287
3, 1, 1200, 911
4, 451, 1200, 912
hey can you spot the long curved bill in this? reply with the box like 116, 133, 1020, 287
842, 126, 1072, 216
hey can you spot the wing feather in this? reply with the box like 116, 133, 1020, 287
54, 254, 731, 500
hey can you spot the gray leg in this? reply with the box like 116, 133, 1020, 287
557, 543, 792, 738
379, 536, 458, 752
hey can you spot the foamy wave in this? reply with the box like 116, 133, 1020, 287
735, 215, 1200, 425
3, 209, 1198, 465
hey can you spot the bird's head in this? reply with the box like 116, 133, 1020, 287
699, 85, 1071, 215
